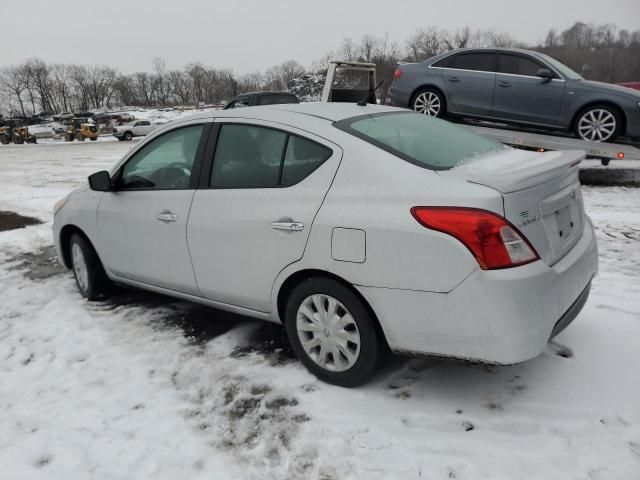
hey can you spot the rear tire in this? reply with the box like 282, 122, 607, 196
69, 234, 111, 300
13, 134, 24, 145
284, 277, 381, 387
65, 133, 73, 142
90, 137, 97, 141
411, 87, 446, 118
0, 134, 9, 145
574, 104, 622, 143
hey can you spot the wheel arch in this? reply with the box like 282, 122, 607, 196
275, 268, 390, 350
59, 224, 94, 269
571, 100, 627, 136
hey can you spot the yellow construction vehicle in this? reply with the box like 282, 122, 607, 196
0, 118, 37, 145
63, 117, 99, 142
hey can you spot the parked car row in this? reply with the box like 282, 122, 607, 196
389, 47, 640, 143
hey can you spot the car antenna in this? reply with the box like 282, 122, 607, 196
357, 80, 385, 106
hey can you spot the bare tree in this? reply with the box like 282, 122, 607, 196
0, 66, 28, 116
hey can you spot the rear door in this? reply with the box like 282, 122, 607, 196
187, 119, 342, 312
492, 53, 565, 125
436, 51, 497, 116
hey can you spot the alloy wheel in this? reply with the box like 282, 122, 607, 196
413, 91, 441, 116
296, 294, 361, 372
577, 109, 616, 142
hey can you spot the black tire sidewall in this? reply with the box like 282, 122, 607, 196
284, 278, 380, 387
575, 105, 622, 142
69, 234, 110, 300
411, 88, 446, 118
124, 132, 133, 141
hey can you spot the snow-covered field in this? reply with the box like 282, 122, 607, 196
1, 141, 639, 479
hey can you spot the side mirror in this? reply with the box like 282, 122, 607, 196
536, 68, 555, 81
88, 170, 112, 191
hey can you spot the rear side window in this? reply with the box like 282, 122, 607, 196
435, 52, 496, 72
258, 95, 298, 106
211, 124, 332, 188
281, 136, 332, 186
498, 54, 546, 77
334, 112, 503, 171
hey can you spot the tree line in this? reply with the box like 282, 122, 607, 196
1, 21, 639, 117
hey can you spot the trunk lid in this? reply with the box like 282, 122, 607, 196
442, 149, 586, 266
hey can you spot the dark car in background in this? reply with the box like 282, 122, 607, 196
224, 91, 299, 109
390, 48, 640, 142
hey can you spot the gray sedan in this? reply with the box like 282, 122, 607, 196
389, 47, 640, 142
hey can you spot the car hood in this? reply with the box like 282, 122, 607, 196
576, 79, 640, 99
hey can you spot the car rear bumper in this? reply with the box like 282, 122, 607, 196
356, 217, 598, 364
388, 84, 413, 108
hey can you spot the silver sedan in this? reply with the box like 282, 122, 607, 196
53, 103, 598, 386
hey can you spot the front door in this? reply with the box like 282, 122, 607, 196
438, 51, 497, 116
188, 120, 342, 312
492, 53, 566, 125
96, 123, 208, 294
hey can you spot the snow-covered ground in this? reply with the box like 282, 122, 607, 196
1, 141, 639, 479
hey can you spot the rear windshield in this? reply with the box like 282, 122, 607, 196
334, 112, 503, 170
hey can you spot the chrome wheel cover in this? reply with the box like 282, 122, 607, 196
578, 109, 616, 142
296, 294, 361, 372
413, 91, 441, 116
71, 243, 89, 293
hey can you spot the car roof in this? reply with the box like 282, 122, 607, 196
233, 91, 297, 98
441, 47, 549, 58
183, 102, 406, 123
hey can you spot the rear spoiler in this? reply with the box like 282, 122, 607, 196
448, 150, 585, 194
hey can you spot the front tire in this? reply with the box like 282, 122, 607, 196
69, 234, 111, 300
285, 277, 381, 387
411, 88, 446, 117
76, 132, 85, 141
123, 131, 133, 141
575, 105, 621, 142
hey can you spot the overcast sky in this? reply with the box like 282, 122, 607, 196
2, 0, 639, 74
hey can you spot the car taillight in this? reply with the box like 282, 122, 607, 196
410, 207, 539, 270
393, 68, 403, 79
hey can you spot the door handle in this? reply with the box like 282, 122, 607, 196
448, 76, 460, 82
271, 221, 304, 232
498, 81, 511, 88
156, 211, 178, 223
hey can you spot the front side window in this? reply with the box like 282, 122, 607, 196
436, 52, 496, 72
211, 124, 332, 188
119, 125, 203, 189
498, 54, 548, 77
335, 112, 503, 171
